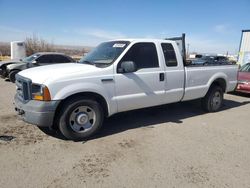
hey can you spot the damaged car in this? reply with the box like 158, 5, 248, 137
0, 52, 75, 82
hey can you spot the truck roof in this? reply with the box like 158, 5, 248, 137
108, 38, 174, 43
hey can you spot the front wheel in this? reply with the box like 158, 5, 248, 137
58, 98, 104, 141
201, 86, 223, 112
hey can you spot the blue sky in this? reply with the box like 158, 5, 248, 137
0, 0, 249, 54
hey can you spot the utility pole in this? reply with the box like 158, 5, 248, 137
187, 43, 190, 58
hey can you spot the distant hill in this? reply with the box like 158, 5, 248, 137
0, 42, 9, 45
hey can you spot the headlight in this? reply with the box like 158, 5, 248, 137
31, 84, 51, 101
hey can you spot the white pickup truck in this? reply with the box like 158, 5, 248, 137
14, 38, 238, 140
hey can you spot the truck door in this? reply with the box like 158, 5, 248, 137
161, 43, 185, 103
114, 42, 165, 112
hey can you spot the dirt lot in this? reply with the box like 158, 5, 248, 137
0, 78, 250, 188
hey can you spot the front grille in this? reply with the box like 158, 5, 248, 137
15, 74, 32, 102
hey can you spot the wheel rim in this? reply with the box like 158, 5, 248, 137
69, 106, 96, 133
211, 91, 221, 110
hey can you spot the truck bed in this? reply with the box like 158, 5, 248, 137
182, 65, 238, 101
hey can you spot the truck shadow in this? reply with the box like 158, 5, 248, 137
93, 99, 250, 140
228, 91, 250, 98
40, 98, 250, 141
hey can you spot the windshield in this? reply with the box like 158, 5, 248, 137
79, 41, 130, 66
22, 53, 41, 63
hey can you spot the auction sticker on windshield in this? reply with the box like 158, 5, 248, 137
113, 43, 126, 48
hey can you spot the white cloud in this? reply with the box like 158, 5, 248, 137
0, 25, 32, 42
140, 31, 238, 54
55, 28, 128, 46
74, 28, 126, 40
0, 26, 27, 34
0, 25, 238, 54
214, 24, 230, 34
186, 35, 237, 54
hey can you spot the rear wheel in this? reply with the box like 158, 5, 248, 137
202, 86, 223, 112
9, 70, 19, 83
57, 97, 104, 141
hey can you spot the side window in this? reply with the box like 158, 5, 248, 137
120, 42, 159, 69
36, 55, 52, 64
161, 43, 177, 67
54, 55, 70, 63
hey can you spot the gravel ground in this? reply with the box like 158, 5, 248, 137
0, 78, 250, 188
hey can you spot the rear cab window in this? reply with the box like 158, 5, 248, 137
161, 43, 178, 67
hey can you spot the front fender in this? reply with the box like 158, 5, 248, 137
50, 82, 117, 116
0, 62, 13, 68
7, 63, 27, 72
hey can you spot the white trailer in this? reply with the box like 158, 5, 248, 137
11, 41, 26, 60
238, 30, 250, 66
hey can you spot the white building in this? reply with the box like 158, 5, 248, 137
11, 41, 26, 60
238, 30, 250, 65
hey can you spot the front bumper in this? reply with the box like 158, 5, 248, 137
14, 94, 60, 127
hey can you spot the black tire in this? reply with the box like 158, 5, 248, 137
57, 97, 104, 141
9, 70, 19, 83
201, 85, 223, 112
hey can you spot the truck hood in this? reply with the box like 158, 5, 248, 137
18, 63, 101, 83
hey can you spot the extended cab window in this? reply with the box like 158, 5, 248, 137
120, 42, 159, 69
161, 43, 177, 67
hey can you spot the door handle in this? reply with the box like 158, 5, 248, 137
159, 73, 165, 81
101, 78, 114, 82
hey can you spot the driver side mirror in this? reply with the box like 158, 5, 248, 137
118, 61, 137, 73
